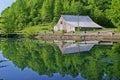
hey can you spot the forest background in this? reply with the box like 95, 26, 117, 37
0, 0, 120, 33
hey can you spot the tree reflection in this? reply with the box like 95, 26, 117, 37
0, 39, 120, 80
0, 60, 8, 68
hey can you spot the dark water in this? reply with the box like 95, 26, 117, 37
0, 39, 120, 80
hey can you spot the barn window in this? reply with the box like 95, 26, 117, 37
60, 21, 63, 24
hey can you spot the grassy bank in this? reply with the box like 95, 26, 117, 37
21, 24, 54, 37
21, 25, 118, 37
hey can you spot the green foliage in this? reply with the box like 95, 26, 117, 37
107, 0, 120, 28
54, 0, 63, 17
0, 0, 119, 33
22, 24, 52, 37
70, 1, 84, 15
0, 39, 120, 79
41, 0, 54, 22
111, 43, 120, 79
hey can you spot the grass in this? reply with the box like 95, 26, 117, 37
21, 24, 119, 37
84, 28, 116, 32
21, 24, 54, 37
114, 28, 120, 33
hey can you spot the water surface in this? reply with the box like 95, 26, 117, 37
0, 39, 120, 80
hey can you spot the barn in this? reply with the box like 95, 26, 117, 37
54, 15, 102, 32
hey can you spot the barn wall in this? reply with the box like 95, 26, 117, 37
66, 23, 75, 32
55, 17, 65, 31
54, 25, 58, 31
54, 16, 75, 32
54, 17, 62, 31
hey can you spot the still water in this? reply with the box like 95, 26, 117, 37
0, 38, 120, 80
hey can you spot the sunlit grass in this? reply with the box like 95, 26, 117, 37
21, 24, 119, 37
21, 24, 54, 37
114, 28, 120, 33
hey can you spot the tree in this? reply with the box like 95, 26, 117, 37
41, 0, 54, 22
62, 0, 70, 14
70, 0, 84, 15
108, 0, 120, 28
54, 0, 63, 17
0, 0, 118, 32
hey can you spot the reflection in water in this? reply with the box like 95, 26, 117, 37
0, 39, 120, 80
0, 51, 8, 68
0, 50, 85, 80
55, 40, 114, 54
55, 40, 95, 54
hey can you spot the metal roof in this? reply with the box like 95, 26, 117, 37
61, 15, 102, 28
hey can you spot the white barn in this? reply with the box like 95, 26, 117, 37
54, 15, 102, 32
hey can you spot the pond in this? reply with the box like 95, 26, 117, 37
0, 38, 120, 80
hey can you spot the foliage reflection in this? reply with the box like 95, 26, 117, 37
0, 39, 120, 80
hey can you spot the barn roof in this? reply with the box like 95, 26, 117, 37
61, 15, 102, 28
